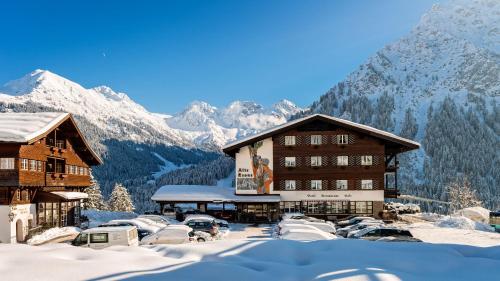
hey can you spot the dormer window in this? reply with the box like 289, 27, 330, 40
310, 135, 322, 145
337, 134, 349, 144
284, 136, 296, 146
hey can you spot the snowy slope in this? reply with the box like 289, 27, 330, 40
0, 70, 302, 149
304, 0, 499, 209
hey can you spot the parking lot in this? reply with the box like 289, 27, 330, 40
225, 224, 274, 240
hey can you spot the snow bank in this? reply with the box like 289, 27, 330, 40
1, 239, 499, 281
27, 227, 80, 246
455, 207, 491, 224
435, 215, 494, 232
82, 209, 137, 228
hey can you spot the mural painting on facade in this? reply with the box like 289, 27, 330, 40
248, 141, 273, 194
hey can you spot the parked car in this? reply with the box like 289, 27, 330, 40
376, 236, 423, 242
140, 227, 197, 245
337, 216, 377, 227
280, 228, 336, 241
176, 209, 203, 221
135, 217, 169, 228
336, 221, 384, 238
138, 215, 174, 225
72, 226, 139, 249
279, 220, 336, 234
184, 214, 229, 228
99, 219, 161, 240
350, 226, 418, 241
184, 218, 219, 236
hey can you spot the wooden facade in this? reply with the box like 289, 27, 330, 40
223, 114, 419, 220
0, 113, 101, 242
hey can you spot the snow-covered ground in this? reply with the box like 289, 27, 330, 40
27, 227, 80, 246
1, 237, 499, 281
2, 210, 499, 280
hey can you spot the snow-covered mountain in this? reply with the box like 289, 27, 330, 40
0, 69, 302, 149
303, 0, 499, 210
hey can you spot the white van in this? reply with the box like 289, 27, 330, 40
72, 226, 139, 249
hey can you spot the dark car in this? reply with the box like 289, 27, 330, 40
352, 227, 419, 241
98, 222, 152, 240
184, 219, 218, 236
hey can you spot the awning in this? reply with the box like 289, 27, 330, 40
151, 185, 280, 203
51, 192, 88, 200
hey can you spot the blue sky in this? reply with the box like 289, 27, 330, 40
0, 0, 439, 113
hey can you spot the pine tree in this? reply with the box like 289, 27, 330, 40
108, 183, 135, 212
84, 172, 107, 210
446, 177, 482, 213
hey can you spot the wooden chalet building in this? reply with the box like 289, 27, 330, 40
152, 114, 419, 222
0, 112, 101, 243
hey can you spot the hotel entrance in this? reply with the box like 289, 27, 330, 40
237, 203, 279, 223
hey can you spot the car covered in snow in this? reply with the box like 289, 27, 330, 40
279, 228, 336, 241
336, 216, 377, 227
385, 202, 421, 214
138, 215, 175, 225
184, 214, 229, 229
279, 220, 336, 234
336, 221, 384, 238
349, 226, 419, 241
72, 226, 139, 249
99, 219, 162, 240
183, 218, 219, 236
135, 217, 169, 228
140, 227, 208, 245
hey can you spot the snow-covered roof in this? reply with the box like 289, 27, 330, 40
0, 112, 102, 165
51, 191, 89, 200
0, 112, 70, 143
223, 114, 420, 155
151, 185, 281, 203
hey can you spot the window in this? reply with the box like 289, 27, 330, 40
361, 155, 373, 166
336, 180, 348, 190
21, 159, 28, 170
284, 136, 296, 146
350, 201, 373, 214
90, 233, 109, 243
337, 156, 348, 166
285, 157, 296, 167
55, 139, 65, 149
285, 180, 296, 190
36, 161, 42, 172
330, 201, 349, 214
310, 135, 322, 145
38, 203, 45, 225
361, 180, 373, 190
281, 201, 301, 213
337, 134, 349, 144
29, 160, 37, 171
0, 158, 15, 170
310, 156, 322, 167
310, 180, 322, 190
307, 202, 321, 214
79, 167, 84, 175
